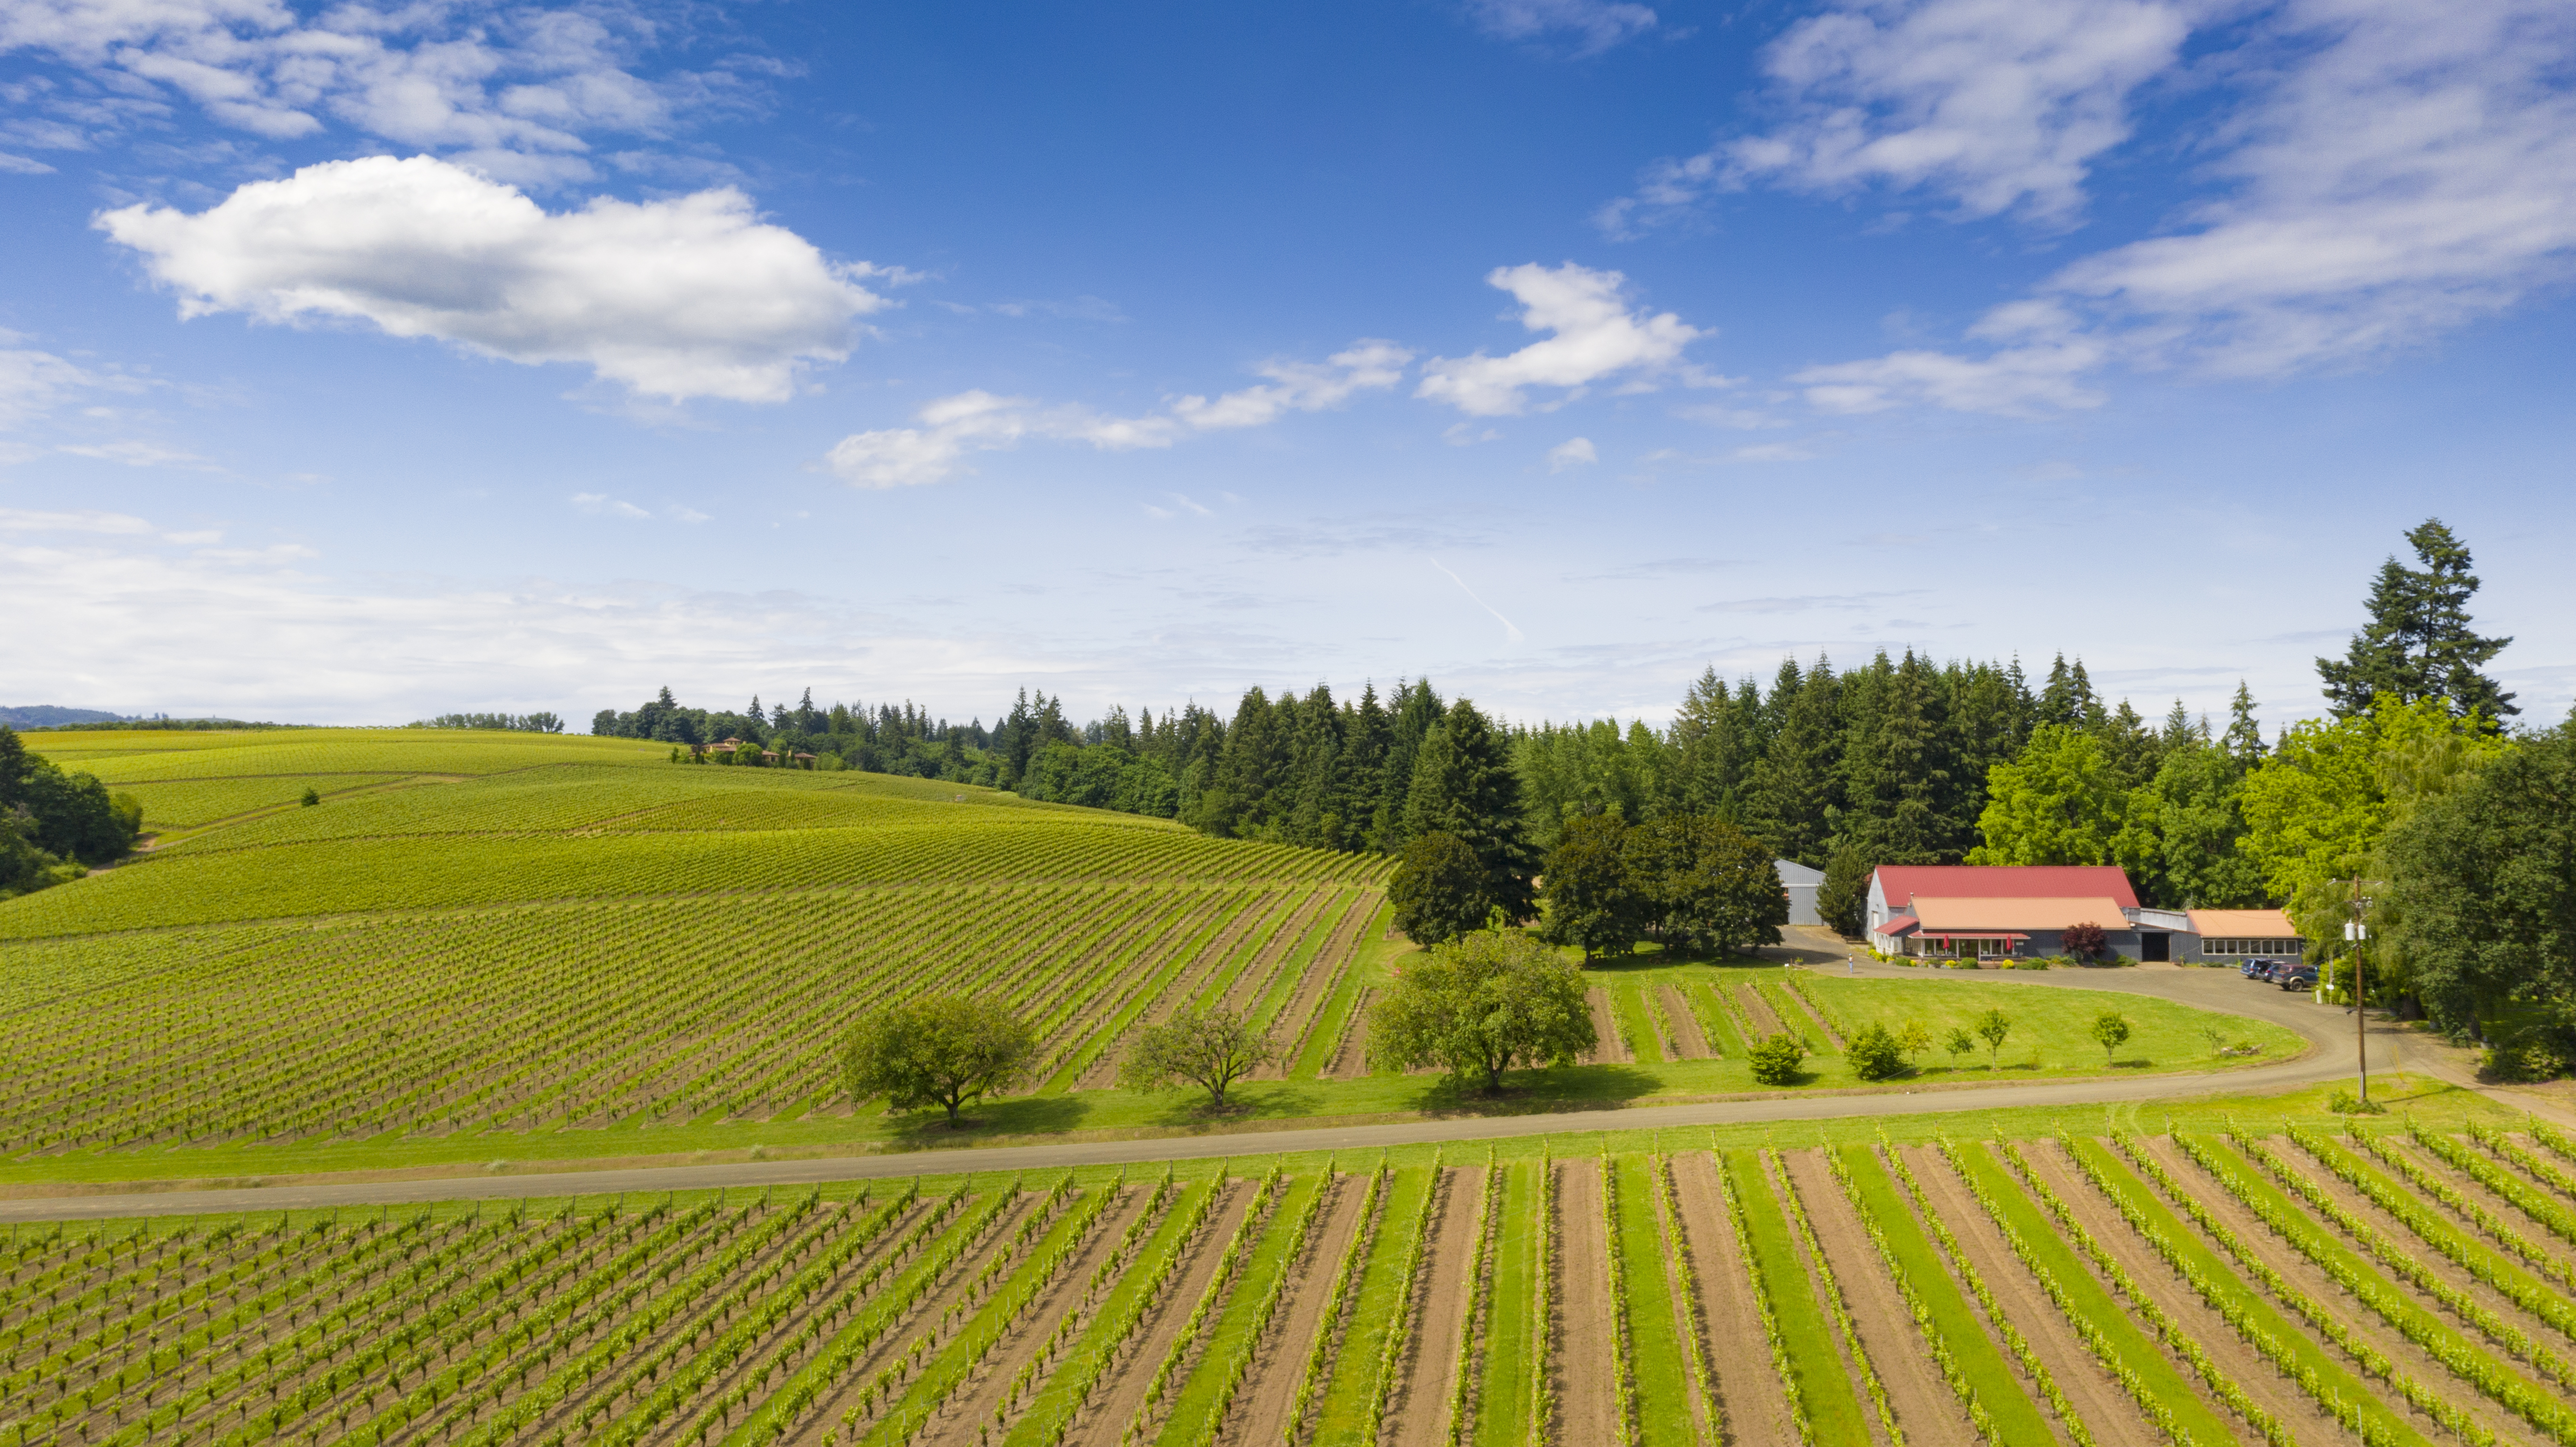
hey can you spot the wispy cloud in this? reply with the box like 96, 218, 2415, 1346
826, 341, 1411, 488
1460, 0, 1659, 56
1547, 436, 1597, 471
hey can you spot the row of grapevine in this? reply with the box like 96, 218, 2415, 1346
20, 1130, 2575, 1447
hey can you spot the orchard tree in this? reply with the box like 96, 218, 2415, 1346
1118, 1005, 1276, 1110
2089, 1011, 2133, 1065
1390, 830, 1491, 946
1367, 929, 1595, 1093
842, 995, 1035, 1126
1973, 1008, 2014, 1067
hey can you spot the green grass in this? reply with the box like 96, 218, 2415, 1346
1610, 1154, 1695, 1447
1835, 1145, 2057, 1444
1310, 1163, 1436, 1445
1945, 1141, 2244, 1447
1472, 1159, 1542, 1447
1802, 971, 2305, 1076
1721, 1148, 1874, 1445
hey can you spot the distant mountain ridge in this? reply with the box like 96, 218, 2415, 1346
0, 706, 133, 728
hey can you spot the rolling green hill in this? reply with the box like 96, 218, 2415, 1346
1, 730, 1390, 1162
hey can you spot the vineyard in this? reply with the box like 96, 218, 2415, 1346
8, 1118, 2576, 1447
0, 732, 1389, 1153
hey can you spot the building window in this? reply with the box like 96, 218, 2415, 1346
2200, 937, 2302, 955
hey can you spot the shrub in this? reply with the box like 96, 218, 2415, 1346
300, 786, 321, 807
1846, 1023, 1904, 1080
2326, 1087, 2389, 1115
1746, 1031, 1808, 1085
2062, 922, 2107, 960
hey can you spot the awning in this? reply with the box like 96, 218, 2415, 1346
1934, 932, 2030, 943
1879, 919, 1921, 937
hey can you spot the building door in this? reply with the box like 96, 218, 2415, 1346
2140, 933, 2170, 962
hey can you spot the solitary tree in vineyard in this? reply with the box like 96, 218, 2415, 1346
842, 995, 1035, 1126
1368, 928, 1595, 1092
1118, 1005, 1276, 1109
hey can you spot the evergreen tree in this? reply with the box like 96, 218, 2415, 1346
1747, 657, 1840, 865
1844, 651, 1955, 864
1401, 700, 1540, 921
2317, 518, 2517, 719
2223, 683, 2267, 771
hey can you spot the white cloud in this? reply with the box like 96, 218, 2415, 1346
1547, 436, 1597, 470
1776, 0, 2576, 412
97, 156, 888, 404
1602, 0, 2188, 234
2051, 0, 2576, 377
0, 151, 56, 174
1416, 263, 1702, 416
1461, 0, 1658, 56
1728, 442, 1819, 462
0, 507, 155, 534
826, 341, 1411, 489
571, 492, 652, 520
58, 439, 219, 469
0, 348, 99, 428
0, 0, 737, 173
1795, 299, 2109, 413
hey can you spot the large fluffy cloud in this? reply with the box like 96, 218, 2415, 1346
1414, 263, 1701, 416
827, 341, 1411, 488
96, 156, 890, 403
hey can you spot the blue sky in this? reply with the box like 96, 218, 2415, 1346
3, 0, 2570, 731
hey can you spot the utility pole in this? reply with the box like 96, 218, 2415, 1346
2346, 880, 2372, 1108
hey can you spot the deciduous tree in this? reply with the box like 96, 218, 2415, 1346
1537, 814, 1647, 959
842, 995, 1035, 1126
1389, 830, 1491, 946
1366, 929, 1595, 1092
1118, 1005, 1276, 1109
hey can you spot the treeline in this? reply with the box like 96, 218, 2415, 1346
0, 726, 142, 899
411, 712, 564, 733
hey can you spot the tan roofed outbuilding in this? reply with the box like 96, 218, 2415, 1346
2186, 908, 2300, 937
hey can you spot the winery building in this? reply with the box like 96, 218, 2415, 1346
1864, 865, 2304, 963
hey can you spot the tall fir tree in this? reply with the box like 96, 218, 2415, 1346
1747, 657, 1841, 866
2317, 518, 2517, 720
1401, 700, 1540, 919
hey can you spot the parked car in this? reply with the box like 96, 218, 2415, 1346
2240, 958, 2273, 978
2277, 962, 2319, 991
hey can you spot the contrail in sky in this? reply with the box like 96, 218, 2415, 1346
1428, 558, 1524, 643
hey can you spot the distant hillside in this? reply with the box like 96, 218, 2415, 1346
0, 727, 1388, 1155
0, 705, 132, 728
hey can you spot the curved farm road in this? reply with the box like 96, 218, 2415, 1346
0, 956, 2542, 1223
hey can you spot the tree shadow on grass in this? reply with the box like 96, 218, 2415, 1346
1125, 1085, 1326, 1129
880, 1093, 1092, 1146
1401, 1063, 1665, 1119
